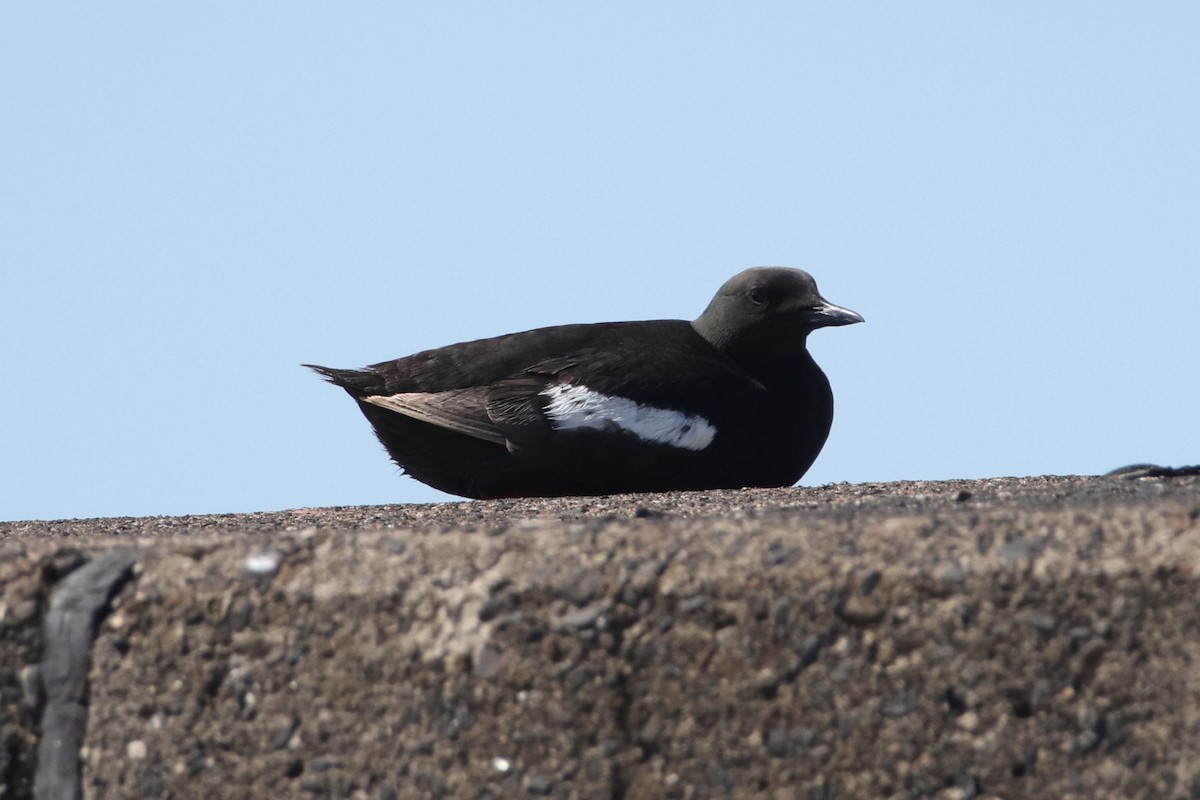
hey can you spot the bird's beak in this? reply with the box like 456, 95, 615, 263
805, 300, 865, 328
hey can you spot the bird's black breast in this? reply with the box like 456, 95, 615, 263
715, 351, 834, 487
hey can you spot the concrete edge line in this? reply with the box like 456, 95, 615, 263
34, 550, 139, 800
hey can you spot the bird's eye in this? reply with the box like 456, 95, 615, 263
748, 286, 767, 306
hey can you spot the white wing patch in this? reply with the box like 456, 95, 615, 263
541, 384, 717, 451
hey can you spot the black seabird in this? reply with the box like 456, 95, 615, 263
306, 267, 863, 499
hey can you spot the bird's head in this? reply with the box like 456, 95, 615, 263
691, 267, 863, 362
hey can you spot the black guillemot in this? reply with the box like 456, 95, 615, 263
306, 267, 863, 498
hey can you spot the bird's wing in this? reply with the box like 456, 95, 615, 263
361, 389, 507, 445
482, 348, 767, 456
520, 348, 766, 409
367, 322, 640, 392
361, 344, 767, 451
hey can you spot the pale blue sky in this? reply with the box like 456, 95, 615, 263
3, 4, 1197, 521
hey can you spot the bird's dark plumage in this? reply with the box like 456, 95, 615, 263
306, 267, 863, 499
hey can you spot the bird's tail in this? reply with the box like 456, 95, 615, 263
302, 364, 383, 396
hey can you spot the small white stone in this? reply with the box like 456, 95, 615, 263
244, 551, 282, 575
492, 756, 512, 773
126, 740, 148, 760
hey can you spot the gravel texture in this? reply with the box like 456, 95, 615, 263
2, 472, 1200, 799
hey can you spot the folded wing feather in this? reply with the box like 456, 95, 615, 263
362, 390, 508, 446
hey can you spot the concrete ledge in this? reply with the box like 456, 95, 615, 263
3, 475, 1199, 799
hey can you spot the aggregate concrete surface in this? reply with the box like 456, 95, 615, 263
2, 472, 1200, 800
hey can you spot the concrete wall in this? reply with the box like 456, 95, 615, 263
3, 475, 1199, 799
